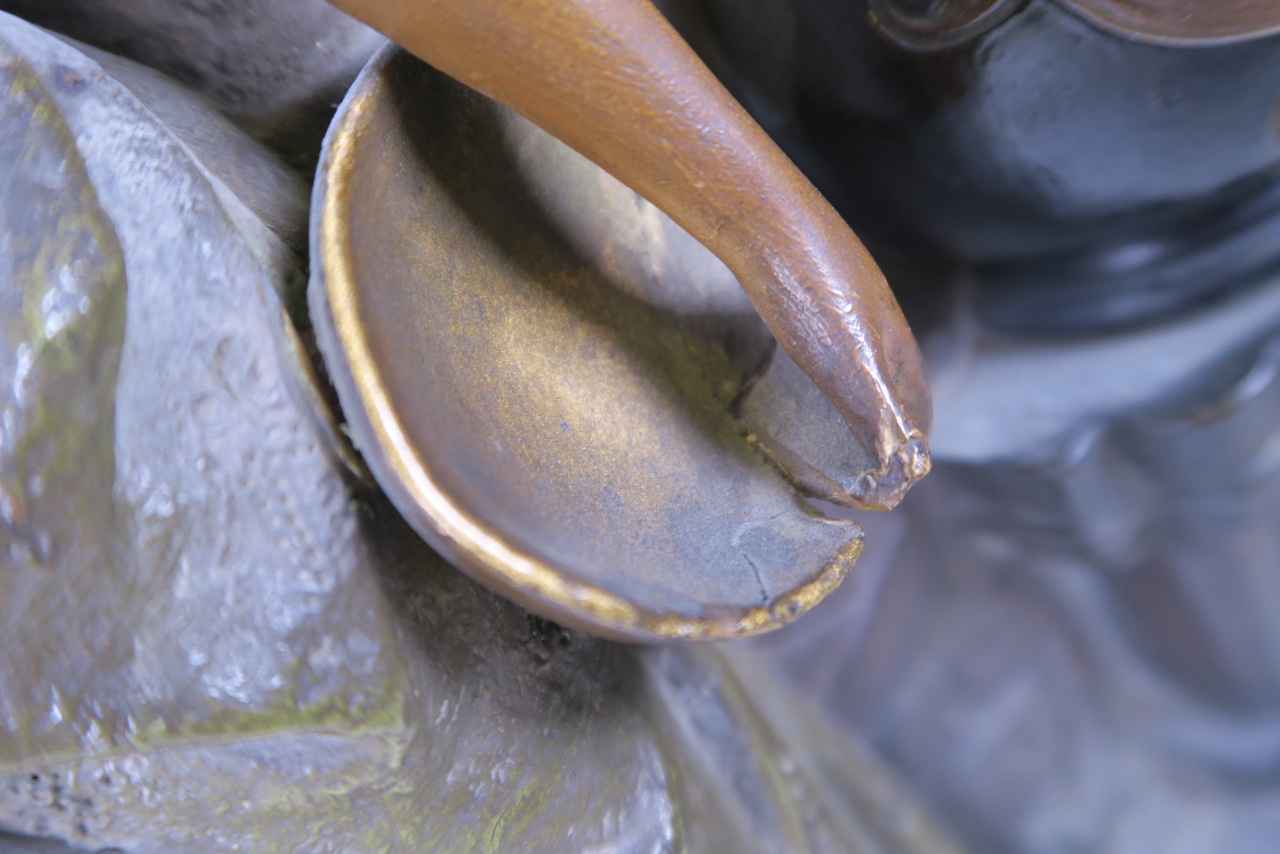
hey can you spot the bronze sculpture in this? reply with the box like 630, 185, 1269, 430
305, 0, 938, 639
2, 0, 1280, 852
690, 1, 1280, 851
311, 50, 876, 639
320, 0, 933, 509
0, 3, 958, 851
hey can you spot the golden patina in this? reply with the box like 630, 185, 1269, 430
311, 51, 871, 641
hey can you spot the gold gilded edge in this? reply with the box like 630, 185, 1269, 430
316, 48, 861, 643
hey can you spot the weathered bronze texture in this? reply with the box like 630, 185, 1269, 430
693, 0, 1280, 334
1059, 0, 1280, 45
322, 0, 932, 512
678, 0, 1280, 851
0, 0, 384, 169
0, 16, 970, 851
758, 277, 1280, 853
310, 46, 878, 641
870, 0, 1027, 50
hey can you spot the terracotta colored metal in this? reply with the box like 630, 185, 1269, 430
323, 0, 932, 511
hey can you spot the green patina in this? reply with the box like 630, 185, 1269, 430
480, 739, 583, 854
0, 55, 125, 548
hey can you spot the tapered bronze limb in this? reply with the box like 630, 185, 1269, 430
324, 0, 932, 508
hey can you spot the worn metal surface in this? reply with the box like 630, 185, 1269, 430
690, 0, 1280, 334
681, 1, 1280, 851
0, 15, 967, 852
0, 0, 384, 169
757, 277, 1280, 853
323, 0, 932, 513
310, 47, 877, 641
1058, 0, 1280, 45
868, 0, 1027, 50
